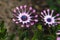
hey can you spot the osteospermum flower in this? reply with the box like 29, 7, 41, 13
12, 5, 38, 27
40, 9, 60, 27
56, 30, 60, 40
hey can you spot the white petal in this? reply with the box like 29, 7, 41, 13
26, 25, 29, 27
16, 22, 19, 24
34, 19, 38, 22
24, 5, 27, 12
35, 15, 38, 18
56, 18, 60, 20
13, 9, 16, 13
12, 19, 15, 21
29, 7, 32, 10
16, 7, 19, 10
41, 12, 44, 16
24, 5, 27, 8
51, 10, 54, 16
56, 14, 60, 16
43, 10, 47, 15
21, 25, 24, 27
47, 9, 50, 15
33, 10, 36, 13
31, 22, 34, 25
40, 15, 44, 18
20, 6, 23, 9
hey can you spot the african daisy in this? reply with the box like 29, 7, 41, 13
12, 5, 38, 27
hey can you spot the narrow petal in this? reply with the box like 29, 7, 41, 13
34, 19, 38, 22
15, 22, 19, 24
56, 18, 60, 20
56, 33, 60, 35
41, 12, 44, 16
20, 6, 23, 9
56, 14, 60, 17
56, 22, 60, 24
51, 10, 54, 16
24, 5, 27, 8
20, 6, 23, 12
56, 30, 60, 35
29, 10, 36, 15
29, 7, 32, 10
31, 22, 34, 25
47, 9, 50, 15
12, 19, 16, 21
27, 7, 32, 14
13, 9, 16, 13
16, 7, 21, 14
43, 10, 47, 15
24, 5, 27, 12
21, 25, 24, 27
26, 25, 29, 27
40, 15, 44, 18
32, 9, 36, 13
16, 7, 19, 10
35, 15, 38, 18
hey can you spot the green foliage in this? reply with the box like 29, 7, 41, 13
56, 0, 60, 4
37, 25, 42, 31
0, 21, 7, 40
32, 30, 43, 40
46, 0, 60, 13
43, 35, 55, 40
57, 25, 60, 30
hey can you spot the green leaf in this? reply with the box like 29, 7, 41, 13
37, 25, 42, 31
50, 6, 56, 10
43, 35, 55, 40
57, 0, 60, 4
32, 30, 43, 40
0, 21, 7, 39
46, 0, 54, 6
0, 21, 4, 28
57, 25, 60, 30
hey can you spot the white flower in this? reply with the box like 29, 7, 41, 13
12, 5, 38, 27
40, 9, 60, 27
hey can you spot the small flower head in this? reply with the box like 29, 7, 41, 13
40, 9, 60, 27
56, 30, 60, 36
12, 5, 38, 27
56, 30, 60, 40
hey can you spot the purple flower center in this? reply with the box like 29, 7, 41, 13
47, 18, 51, 22
21, 15, 27, 21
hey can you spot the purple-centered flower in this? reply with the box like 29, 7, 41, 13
56, 30, 60, 40
12, 5, 38, 27
40, 9, 60, 27
56, 30, 60, 36
56, 37, 60, 40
